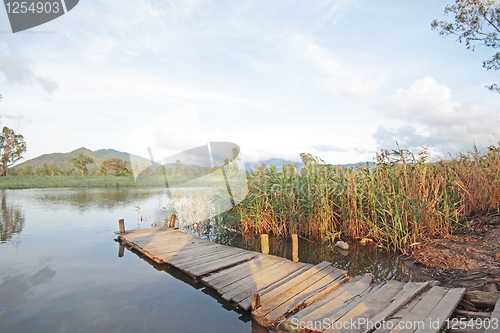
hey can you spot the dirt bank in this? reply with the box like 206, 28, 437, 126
402, 211, 500, 291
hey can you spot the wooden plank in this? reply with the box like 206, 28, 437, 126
209, 257, 287, 290
139, 237, 213, 250
127, 231, 196, 243
285, 275, 362, 328
132, 235, 204, 248
484, 291, 500, 333
296, 274, 373, 324
175, 249, 248, 269
255, 261, 340, 309
121, 229, 185, 242
360, 282, 433, 333
238, 264, 316, 310
186, 252, 257, 277
322, 282, 385, 329
202, 256, 276, 285
261, 268, 350, 325
155, 244, 226, 261
233, 264, 314, 309
388, 286, 449, 333
221, 262, 305, 302
323, 281, 405, 333
414, 287, 466, 333
373, 290, 428, 333
150, 242, 219, 257
218, 260, 292, 296
255, 263, 340, 316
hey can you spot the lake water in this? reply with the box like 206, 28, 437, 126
0, 188, 418, 333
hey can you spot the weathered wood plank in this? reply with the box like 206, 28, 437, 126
261, 268, 350, 326
324, 281, 405, 333
373, 291, 428, 333
360, 282, 434, 333
414, 287, 466, 333
255, 261, 341, 309
167, 247, 245, 267
322, 281, 385, 330
255, 263, 339, 316
202, 255, 275, 285
217, 260, 292, 296
387, 286, 449, 333
209, 257, 287, 290
232, 264, 314, 308
238, 264, 316, 310
155, 243, 225, 261
221, 262, 305, 302
295, 274, 373, 324
185, 252, 257, 277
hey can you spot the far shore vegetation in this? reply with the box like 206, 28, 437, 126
216, 145, 500, 251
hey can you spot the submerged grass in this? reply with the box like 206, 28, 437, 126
221, 146, 500, 250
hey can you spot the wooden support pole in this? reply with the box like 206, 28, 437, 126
292, 234, 299, 263
119, 219, 125, 233
169, 214, 177, 228
261, 234, 269, 254
118, 244, 124, 257
252, 293, 261, 310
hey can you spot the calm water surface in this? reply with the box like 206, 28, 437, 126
0, 188, 266, 333
0, 188, 419, 333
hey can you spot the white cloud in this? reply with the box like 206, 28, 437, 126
373, 77, 500, 150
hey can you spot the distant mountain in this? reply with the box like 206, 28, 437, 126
15, 147, 106, 171
14, 147, 151, 171
93, 149, 132, 161
14, 147, 374, 173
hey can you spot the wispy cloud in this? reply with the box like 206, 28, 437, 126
0, 55, 58, 94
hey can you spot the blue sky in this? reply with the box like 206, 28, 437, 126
1, 0, 500, 165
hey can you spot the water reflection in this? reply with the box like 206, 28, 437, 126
192, 226, 419, 283
0, 266, 56, 315
0, 191, 25, 243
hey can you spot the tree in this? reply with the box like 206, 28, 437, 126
70, 154, 94, 176
18, 165, 33, 176
47, 164, 60, 176
0, 127, 27, 176
432, 0, 500, 92
35, 164, 50, 176
100, 158, 130, 176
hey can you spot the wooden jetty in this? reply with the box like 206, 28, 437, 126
116, 226, 498, 333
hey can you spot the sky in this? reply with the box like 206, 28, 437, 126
1, 0, 500, 166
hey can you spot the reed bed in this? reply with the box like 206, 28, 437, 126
221, 146, 500, 250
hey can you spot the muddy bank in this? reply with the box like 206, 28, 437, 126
401, 211, 500, 291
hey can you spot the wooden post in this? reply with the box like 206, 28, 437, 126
169, 214, 176, 228
119, 219, 125, 233
118, 244, 124, 257
292, 234, 299, 263
261, 234, 269, 254
252, 293, 261, 310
